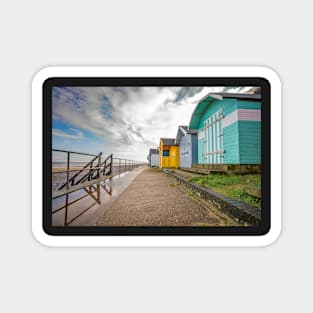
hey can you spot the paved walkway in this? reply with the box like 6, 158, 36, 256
96, 167, 237, 226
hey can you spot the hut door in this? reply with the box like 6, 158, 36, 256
206, 109, 224, 164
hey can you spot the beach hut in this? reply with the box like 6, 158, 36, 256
175, 126, 198, 168
147, 148, 159, 167
189, 93, 261, 164
158, 138, 179, 168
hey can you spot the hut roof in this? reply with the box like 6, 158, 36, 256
149, 148, 159, 155
175, 125, 197, 144
160, 138, 176, 146
208, 93, 261, 100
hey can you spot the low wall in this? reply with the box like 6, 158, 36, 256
166, 170, 261, 226
183, 164, 261, 175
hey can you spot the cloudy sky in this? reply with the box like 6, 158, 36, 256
52, 86, 253, 162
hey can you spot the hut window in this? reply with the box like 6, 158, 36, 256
163, 150, 170, 156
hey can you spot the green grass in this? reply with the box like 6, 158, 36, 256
189, 174, 261, 209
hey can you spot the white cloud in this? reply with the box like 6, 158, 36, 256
52, 128, 83, 140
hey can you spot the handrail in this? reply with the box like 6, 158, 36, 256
53, 149, 97, 157
52, 161, 145, 174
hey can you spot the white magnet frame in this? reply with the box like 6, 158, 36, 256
32, 66, 282, 247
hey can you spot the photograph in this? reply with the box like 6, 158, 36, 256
50, 85, 263, 228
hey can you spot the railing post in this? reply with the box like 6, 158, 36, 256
66, 152, 70, 188
110, 154, 113, 175
65, 151, 70, 225
64, 194, 69, 226
97, 153, 101, 178
119, 158, 121, 176
88, 162, 92, 181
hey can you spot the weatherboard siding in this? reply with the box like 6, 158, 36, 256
179, 133, 198, 168
237, 99, 261, 164
238, 121, 261, 164
237, 99, 261, 110
150, 154, 159, 167
222, 109, 261, 128
179, 134, 192, 168
159, 140, 179, 168
237, 109, 261, 121
223, 122, 240, 164
191, 134, 198, 165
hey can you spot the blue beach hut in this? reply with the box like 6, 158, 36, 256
175, 126, 198, 168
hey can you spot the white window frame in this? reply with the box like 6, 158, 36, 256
204, 109, 224, 164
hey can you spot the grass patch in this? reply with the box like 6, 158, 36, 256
189, 174, 261, 209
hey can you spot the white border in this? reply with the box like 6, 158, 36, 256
32, 66, 282, 247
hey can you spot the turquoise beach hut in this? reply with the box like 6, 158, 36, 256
189, 93, 261, 165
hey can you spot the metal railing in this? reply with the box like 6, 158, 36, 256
52, 149, 144, 193
51, 149, 145, 226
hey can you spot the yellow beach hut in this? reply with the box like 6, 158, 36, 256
158, 138, 179, 168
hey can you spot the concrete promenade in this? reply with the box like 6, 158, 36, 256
96, 167, 238, 226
